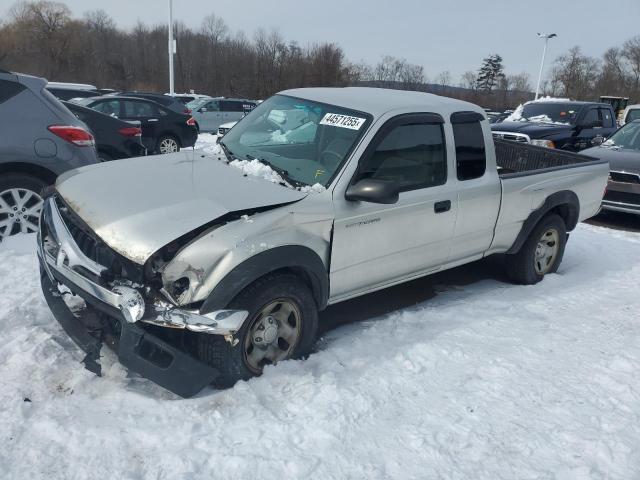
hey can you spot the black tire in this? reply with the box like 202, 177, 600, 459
196, 273, 319, 388
156, 135, 181, 154
0, 173, 47, 240
505, 213, 567, 285
98, 151, 113, 162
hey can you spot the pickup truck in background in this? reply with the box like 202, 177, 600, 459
492, 99, 618, 151
38, 88, 609, 396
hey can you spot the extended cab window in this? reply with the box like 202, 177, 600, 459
452, 115, 486, 181
582, 109, 601, 127
356, 122, 446, 192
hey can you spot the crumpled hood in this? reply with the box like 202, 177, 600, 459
493, 121, 573, 138
56, 151, 307, 264
581, 146, 640, 174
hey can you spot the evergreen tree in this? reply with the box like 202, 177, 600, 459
476, 54, 505, 91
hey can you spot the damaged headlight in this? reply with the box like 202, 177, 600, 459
170, 277, 191, 302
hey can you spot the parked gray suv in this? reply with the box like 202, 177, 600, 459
0, 70, 98, 240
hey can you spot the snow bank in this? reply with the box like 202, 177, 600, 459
2, 224, 640, 478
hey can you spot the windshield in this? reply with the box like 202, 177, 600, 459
519, 103, 580, 125
603, 121, 640, 150
219, 94, 372, 187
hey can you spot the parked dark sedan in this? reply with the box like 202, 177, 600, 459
113, 92, 191, 115
582, 120, 640, 215
63, 101, 146, 161
75, 96, 198, 154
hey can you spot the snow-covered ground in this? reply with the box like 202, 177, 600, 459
1, 224, 640, 479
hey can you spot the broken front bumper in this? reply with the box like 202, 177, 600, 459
37, 196, 247, 396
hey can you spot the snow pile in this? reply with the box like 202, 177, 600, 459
229, 158, 290, 186
1, 224, 640, 478
194, 133, 221, 155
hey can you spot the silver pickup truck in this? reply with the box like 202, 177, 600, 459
38, 88, 609, 396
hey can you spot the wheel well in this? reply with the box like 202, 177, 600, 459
549, 203, 579, 231
0, 162, 57, 185
199, 246, 330, 314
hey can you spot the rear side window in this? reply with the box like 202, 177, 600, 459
221, 100, 244, 112
599, 108, 614, 128
124, 100, 156, 118
92, 100, 121, 117
356, 122, 447, 192
203, 100, 220, 111
0, 80, 26, 104
452, 115, 486, 181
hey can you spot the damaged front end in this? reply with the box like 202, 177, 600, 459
37, 195, 247, 396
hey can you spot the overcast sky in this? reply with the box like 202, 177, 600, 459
3, 0, 639, 83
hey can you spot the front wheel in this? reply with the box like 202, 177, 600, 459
505, 213, 567, 285
196, 273, 319, 388
156, 135, 180, 154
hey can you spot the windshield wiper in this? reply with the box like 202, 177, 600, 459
218, 140, 235, 163
246, 154, 305, 188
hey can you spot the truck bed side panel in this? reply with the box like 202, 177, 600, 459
487, 162, 609, 255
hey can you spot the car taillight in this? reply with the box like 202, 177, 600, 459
184, 108, 192, 115
186, 117, 196, 126
118, 127, 142, 137
48, 125, 95, 147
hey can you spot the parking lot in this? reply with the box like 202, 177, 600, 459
1, 217, 639, 478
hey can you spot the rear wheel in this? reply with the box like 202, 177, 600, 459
505, 213, 567, 284
157, 135, 180, 154
196, 273, 319, 388
0, 174, 46, 240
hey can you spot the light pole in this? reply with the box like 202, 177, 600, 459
535, 33, 557, 100
168, 0, 175, 95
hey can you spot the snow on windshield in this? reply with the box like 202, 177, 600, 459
194, 133, 326, 193
504, 97, 573, 124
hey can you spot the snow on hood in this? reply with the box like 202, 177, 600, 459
56, 150, 308, 264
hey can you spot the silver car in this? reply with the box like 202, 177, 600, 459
190, 97, 256, 133
38, 88, 608, 396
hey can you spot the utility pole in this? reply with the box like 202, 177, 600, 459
535, 33, 557, 100
168, 0, 175, 95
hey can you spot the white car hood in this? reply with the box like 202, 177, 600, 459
56, 151, 307, 264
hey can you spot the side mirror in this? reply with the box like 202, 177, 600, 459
199, 107, 207, 113
345, 179, 400, 204
591, 136, 605, 146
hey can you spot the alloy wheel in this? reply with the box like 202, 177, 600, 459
159, 138, 179, 154
0, 188, 43, 239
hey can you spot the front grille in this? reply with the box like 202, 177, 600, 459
54, 196, 145, 282
492, 132, 529, 143
603, 190, 640, 205
610, 171, 640, 184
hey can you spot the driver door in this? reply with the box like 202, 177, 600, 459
330, 114, 458, 301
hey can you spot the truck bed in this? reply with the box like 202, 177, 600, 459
494, 139, 603, 178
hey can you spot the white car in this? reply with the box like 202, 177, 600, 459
621, 104, 640, 126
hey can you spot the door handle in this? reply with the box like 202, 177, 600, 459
434, 200, 451, 213
148, 118, 159, 122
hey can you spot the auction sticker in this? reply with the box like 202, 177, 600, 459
320, 113, 366, 130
